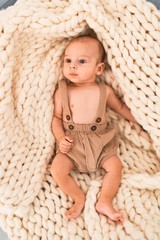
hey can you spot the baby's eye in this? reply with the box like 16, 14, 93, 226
64, 58, 71, 63
79, 59, 86, 64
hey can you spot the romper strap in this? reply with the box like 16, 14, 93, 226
58, 80, 72, 122
94, 81, 107, 123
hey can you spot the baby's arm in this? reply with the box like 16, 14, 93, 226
106, 86, 137, 123
52, 89, 65, 140
52, 89, 73, 153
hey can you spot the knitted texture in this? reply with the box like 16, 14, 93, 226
0, 0, 160, 239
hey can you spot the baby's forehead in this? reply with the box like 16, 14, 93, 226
65, 38, 100, 56
64, 36, 105, 62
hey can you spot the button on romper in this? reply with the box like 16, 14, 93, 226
57, 80, 119, 173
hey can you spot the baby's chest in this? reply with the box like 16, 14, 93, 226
68, 91, 100, 123
70, 92, 98, 110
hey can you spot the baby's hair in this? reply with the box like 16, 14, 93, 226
67, 35, 105, 63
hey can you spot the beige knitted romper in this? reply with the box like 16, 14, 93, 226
58, 80, 119, 173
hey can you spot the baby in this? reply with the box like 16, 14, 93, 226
51, 35, 137, 221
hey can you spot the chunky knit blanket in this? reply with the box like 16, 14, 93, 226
0, 0, 160, 239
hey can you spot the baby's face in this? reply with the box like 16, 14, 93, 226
63, 39, 104, 84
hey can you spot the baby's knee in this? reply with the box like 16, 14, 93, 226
50, 161, 58, 180
115, 157, 123, 173
50, 154, 73, 180
50, 158, 61, 181
102, 155, 123, 172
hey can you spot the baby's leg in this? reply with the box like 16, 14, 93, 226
51, 153, 85, 219
96, 155, 124, 222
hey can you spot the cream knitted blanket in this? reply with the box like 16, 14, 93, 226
0, 0, 160, 239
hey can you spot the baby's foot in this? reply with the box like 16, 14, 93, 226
65, 200, 85, 219
96, 201, 124, 222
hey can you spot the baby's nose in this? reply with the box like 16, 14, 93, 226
69, 63, 77, 69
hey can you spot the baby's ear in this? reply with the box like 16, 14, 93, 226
96, 63, 105, 75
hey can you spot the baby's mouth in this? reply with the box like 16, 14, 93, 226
69, 73, 78, 77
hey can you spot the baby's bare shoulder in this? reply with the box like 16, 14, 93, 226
105, 84, 114, 95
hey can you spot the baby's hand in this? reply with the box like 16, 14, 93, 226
59, 136, 73, 153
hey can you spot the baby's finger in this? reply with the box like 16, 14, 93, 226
65, 136, 73, 143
